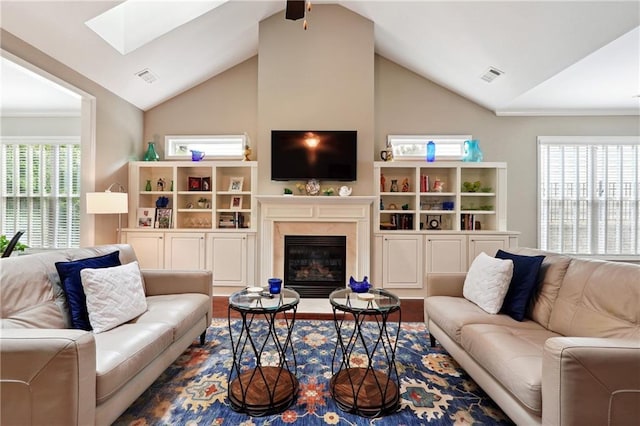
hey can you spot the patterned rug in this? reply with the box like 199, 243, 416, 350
114, 319, 514, 425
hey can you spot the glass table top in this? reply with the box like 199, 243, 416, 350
329, 288, 400, 313
229, 287, 300, 312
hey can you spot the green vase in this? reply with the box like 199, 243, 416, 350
145, 180, 152, 191
143, 142, 159, 161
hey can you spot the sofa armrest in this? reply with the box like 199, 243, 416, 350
542, 337, 640, 426
142, 269, 212, 297
426, 273, 466, 297
0, 329, 96, 426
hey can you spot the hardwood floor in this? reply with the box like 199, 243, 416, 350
212, 296, 424, 322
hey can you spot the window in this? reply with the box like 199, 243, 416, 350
1, 137, 81, 249
538, 136, 640, 258
164, 134, 247, 160
387, 135, 471, 161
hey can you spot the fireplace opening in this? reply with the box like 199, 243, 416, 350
284, 235, 346, 298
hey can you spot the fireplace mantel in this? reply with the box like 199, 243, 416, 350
257, 196, 376, 291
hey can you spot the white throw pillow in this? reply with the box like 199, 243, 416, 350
463, 252, 514, 314
80, 261, 147, 333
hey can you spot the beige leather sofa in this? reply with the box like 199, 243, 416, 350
0, 244, 212, 426
425, 248, 640, 425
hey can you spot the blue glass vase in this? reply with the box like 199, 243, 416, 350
463, 140, 483, 162
426, 141, 436, 162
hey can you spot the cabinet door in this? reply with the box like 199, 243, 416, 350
425, 234, 467, 273
468, 235, 509, 266
124, 232, 164, 269
164, 233, 205, 269
382, 234, 423, 289
207, 233, 247, 286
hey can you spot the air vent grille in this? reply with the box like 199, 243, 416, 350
135, 69, 157, 84
481, 67, 504, 83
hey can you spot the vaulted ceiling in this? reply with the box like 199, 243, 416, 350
1, 1, 638, 116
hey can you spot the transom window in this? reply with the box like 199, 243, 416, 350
387, 135, 470, 161
1, 136, 81, 248
538, 136, 639, 258
165, 134, 247, 160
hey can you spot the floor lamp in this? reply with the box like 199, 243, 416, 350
86, 183, 128, 243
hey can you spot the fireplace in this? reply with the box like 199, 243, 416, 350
284, 235, 346, 298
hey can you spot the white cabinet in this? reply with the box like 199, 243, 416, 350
124, 231, 164, 269
468, 235, 510, 265
206, 233, 255, 287
425, 234, 467, 273
164, 232, 205, 269
381, 234, 423, 289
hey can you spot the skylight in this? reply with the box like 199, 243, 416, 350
85, 0, 229, 55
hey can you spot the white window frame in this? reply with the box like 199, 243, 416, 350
386, 135, 471, 161
164, 134, 247, 160
1, 136, 82, 249
537, 136, 640, 260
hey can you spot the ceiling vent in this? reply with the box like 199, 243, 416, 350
481, 67, 504, 83
135, 69, 157, 84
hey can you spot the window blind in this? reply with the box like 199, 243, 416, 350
538, 136, 639, 257
1, 137, 81, 249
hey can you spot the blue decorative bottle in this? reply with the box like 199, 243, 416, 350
426, 141, 436, 162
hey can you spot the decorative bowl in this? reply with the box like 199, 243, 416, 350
349, 276, 371, 293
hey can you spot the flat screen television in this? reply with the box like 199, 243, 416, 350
271, 130, 357, 181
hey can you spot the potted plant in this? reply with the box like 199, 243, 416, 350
197, 197, 208, 208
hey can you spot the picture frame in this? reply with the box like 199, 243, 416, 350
230, 195, 243, 210
155, 208, 173, 229
202, 176, 211, 192
137, 207, 156, 228
228, 177, 244, 192
188, 177, 202, 191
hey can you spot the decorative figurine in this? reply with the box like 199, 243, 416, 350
433, 177, 444, 192
390, 179, 399, 192
380, 173, 386, 192
401, 178, 410, 192
243, 144, 252, 161
157, 178, 165, 191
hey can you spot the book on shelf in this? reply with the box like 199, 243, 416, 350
461, 213, 481, 230
219, 212, 245, 229
389, 213, 413, 230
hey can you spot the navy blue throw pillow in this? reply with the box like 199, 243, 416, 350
495, 250, 545, 321
55, 251, 121, 330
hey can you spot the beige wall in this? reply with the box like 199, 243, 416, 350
1, 29, 144, 245
143, 56, 259, 159
257, 5, 374, 195
142, 5, 639, 248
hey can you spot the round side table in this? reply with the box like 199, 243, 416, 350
227, 288, 300, 416
328, 287, 401, 417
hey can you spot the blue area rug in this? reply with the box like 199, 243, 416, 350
114, 319, 513, 425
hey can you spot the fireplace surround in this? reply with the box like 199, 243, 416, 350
257, 196, 376, 297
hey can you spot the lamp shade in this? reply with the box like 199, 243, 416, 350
86, 192, 128, 214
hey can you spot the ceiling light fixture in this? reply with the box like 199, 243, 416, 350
285, 0, 311, 30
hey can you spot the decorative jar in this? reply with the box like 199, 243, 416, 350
143, 141, 159, 161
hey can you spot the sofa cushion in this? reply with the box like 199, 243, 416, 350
463, 252, 513, 314
55, 251, 121, 330
496, 250, 545, 321
81, 261, 147, 333
548, 258, 640, 339
94, 321, 173, 403
425, 296, 541, 344
461, 323, 561, 415
132, 293, 210, 341
510, 248, 572, 328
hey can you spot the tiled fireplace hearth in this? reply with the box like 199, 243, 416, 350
257, 196, 376, 298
